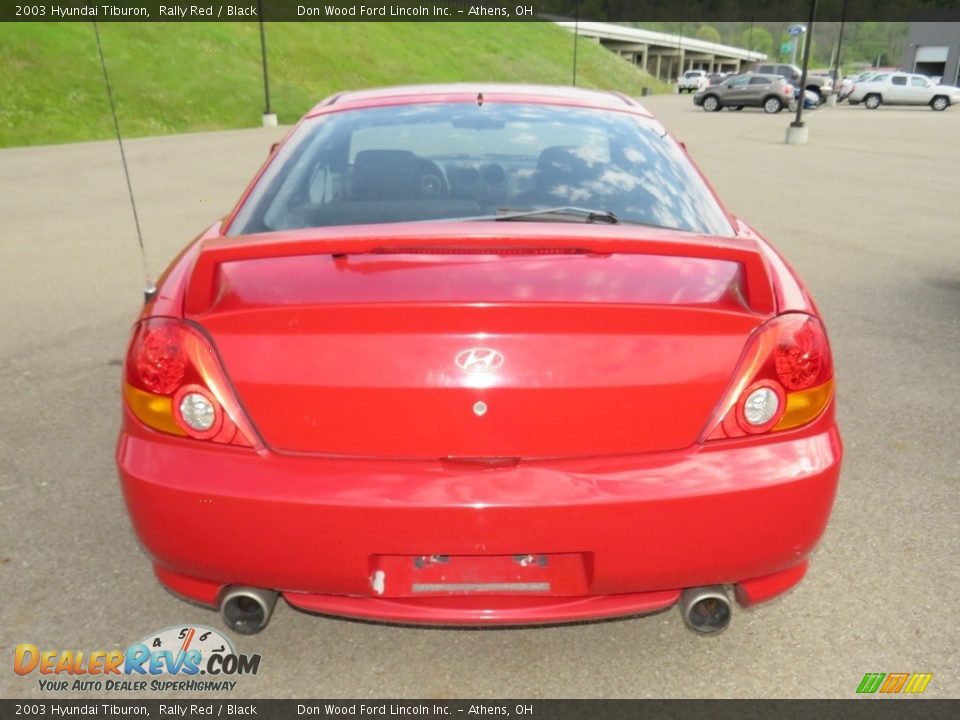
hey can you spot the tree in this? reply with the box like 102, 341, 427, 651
695, 25, 722, 44
736, 27, 773, 56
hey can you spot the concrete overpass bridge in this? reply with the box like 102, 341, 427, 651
555, 21, 768, 83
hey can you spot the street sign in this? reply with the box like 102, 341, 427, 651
781, 42, 793, 54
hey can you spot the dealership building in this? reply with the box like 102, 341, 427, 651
902, 22, 960, 84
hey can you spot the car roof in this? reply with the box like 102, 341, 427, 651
308, 83, 649, 117
740, 73, 783, 81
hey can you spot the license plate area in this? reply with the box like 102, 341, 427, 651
372, 553, 589, 597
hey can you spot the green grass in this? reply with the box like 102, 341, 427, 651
0, 22, 669, 147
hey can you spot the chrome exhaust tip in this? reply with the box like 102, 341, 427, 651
679, 586, 732, 634
220, 587, 278, 635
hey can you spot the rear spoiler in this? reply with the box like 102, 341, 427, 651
184, 231, 776, 316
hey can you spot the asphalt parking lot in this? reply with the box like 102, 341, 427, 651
1, 93, 958, 699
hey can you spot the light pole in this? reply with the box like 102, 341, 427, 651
571, 0, 579, 86
829, 0, 848, 107
676, 0, 686, 83
258, 0, 277, 127
786, 0, 818, 144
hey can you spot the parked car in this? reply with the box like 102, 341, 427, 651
756, 63, 834, 100
117, 83, 841, 636
694, 73, 797, 113
840, 71, 879, 101
796, 87, 820, 109
678, 69, 709, 93
847, 72, 960, 110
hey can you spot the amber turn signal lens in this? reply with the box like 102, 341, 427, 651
773, 379, 834, 431
123, 382, 186, 437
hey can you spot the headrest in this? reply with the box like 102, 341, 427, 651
352, 149, 422, 200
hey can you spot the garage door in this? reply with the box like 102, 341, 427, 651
915, 46, 949, 63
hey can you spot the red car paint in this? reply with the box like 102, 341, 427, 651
116, 85, 841, 627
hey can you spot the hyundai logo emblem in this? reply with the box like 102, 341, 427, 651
455, 348, 504, 374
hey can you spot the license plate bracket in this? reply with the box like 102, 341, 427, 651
371, 553, 589, 597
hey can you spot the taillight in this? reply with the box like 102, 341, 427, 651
123, 318, 257, 446
703, 314, 834, 441
784, 84, 794, 95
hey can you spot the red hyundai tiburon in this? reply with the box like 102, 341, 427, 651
117, 85, 842, 634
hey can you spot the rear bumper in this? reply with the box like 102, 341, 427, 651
117, 410, 841, 625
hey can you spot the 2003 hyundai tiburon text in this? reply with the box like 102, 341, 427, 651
116, 84, 842, 635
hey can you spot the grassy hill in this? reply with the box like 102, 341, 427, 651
0, 22, 669, 147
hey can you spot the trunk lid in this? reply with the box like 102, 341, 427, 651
186, 227, 772, 459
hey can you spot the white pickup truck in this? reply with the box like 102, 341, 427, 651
677, 70, 709, 93
847, 72, 960, 110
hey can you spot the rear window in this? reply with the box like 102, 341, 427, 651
229, 102, 733, 237
749, 77, 772, 86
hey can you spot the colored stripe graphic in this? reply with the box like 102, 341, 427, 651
880, 673, 910, 693
903, 673, 933, 694
857, 673, 885, 693
857, 672, 932, 694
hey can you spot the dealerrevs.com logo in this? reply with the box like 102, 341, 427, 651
14, 625, 260, 693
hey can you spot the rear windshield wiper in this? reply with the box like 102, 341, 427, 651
491, 207, 620, 225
